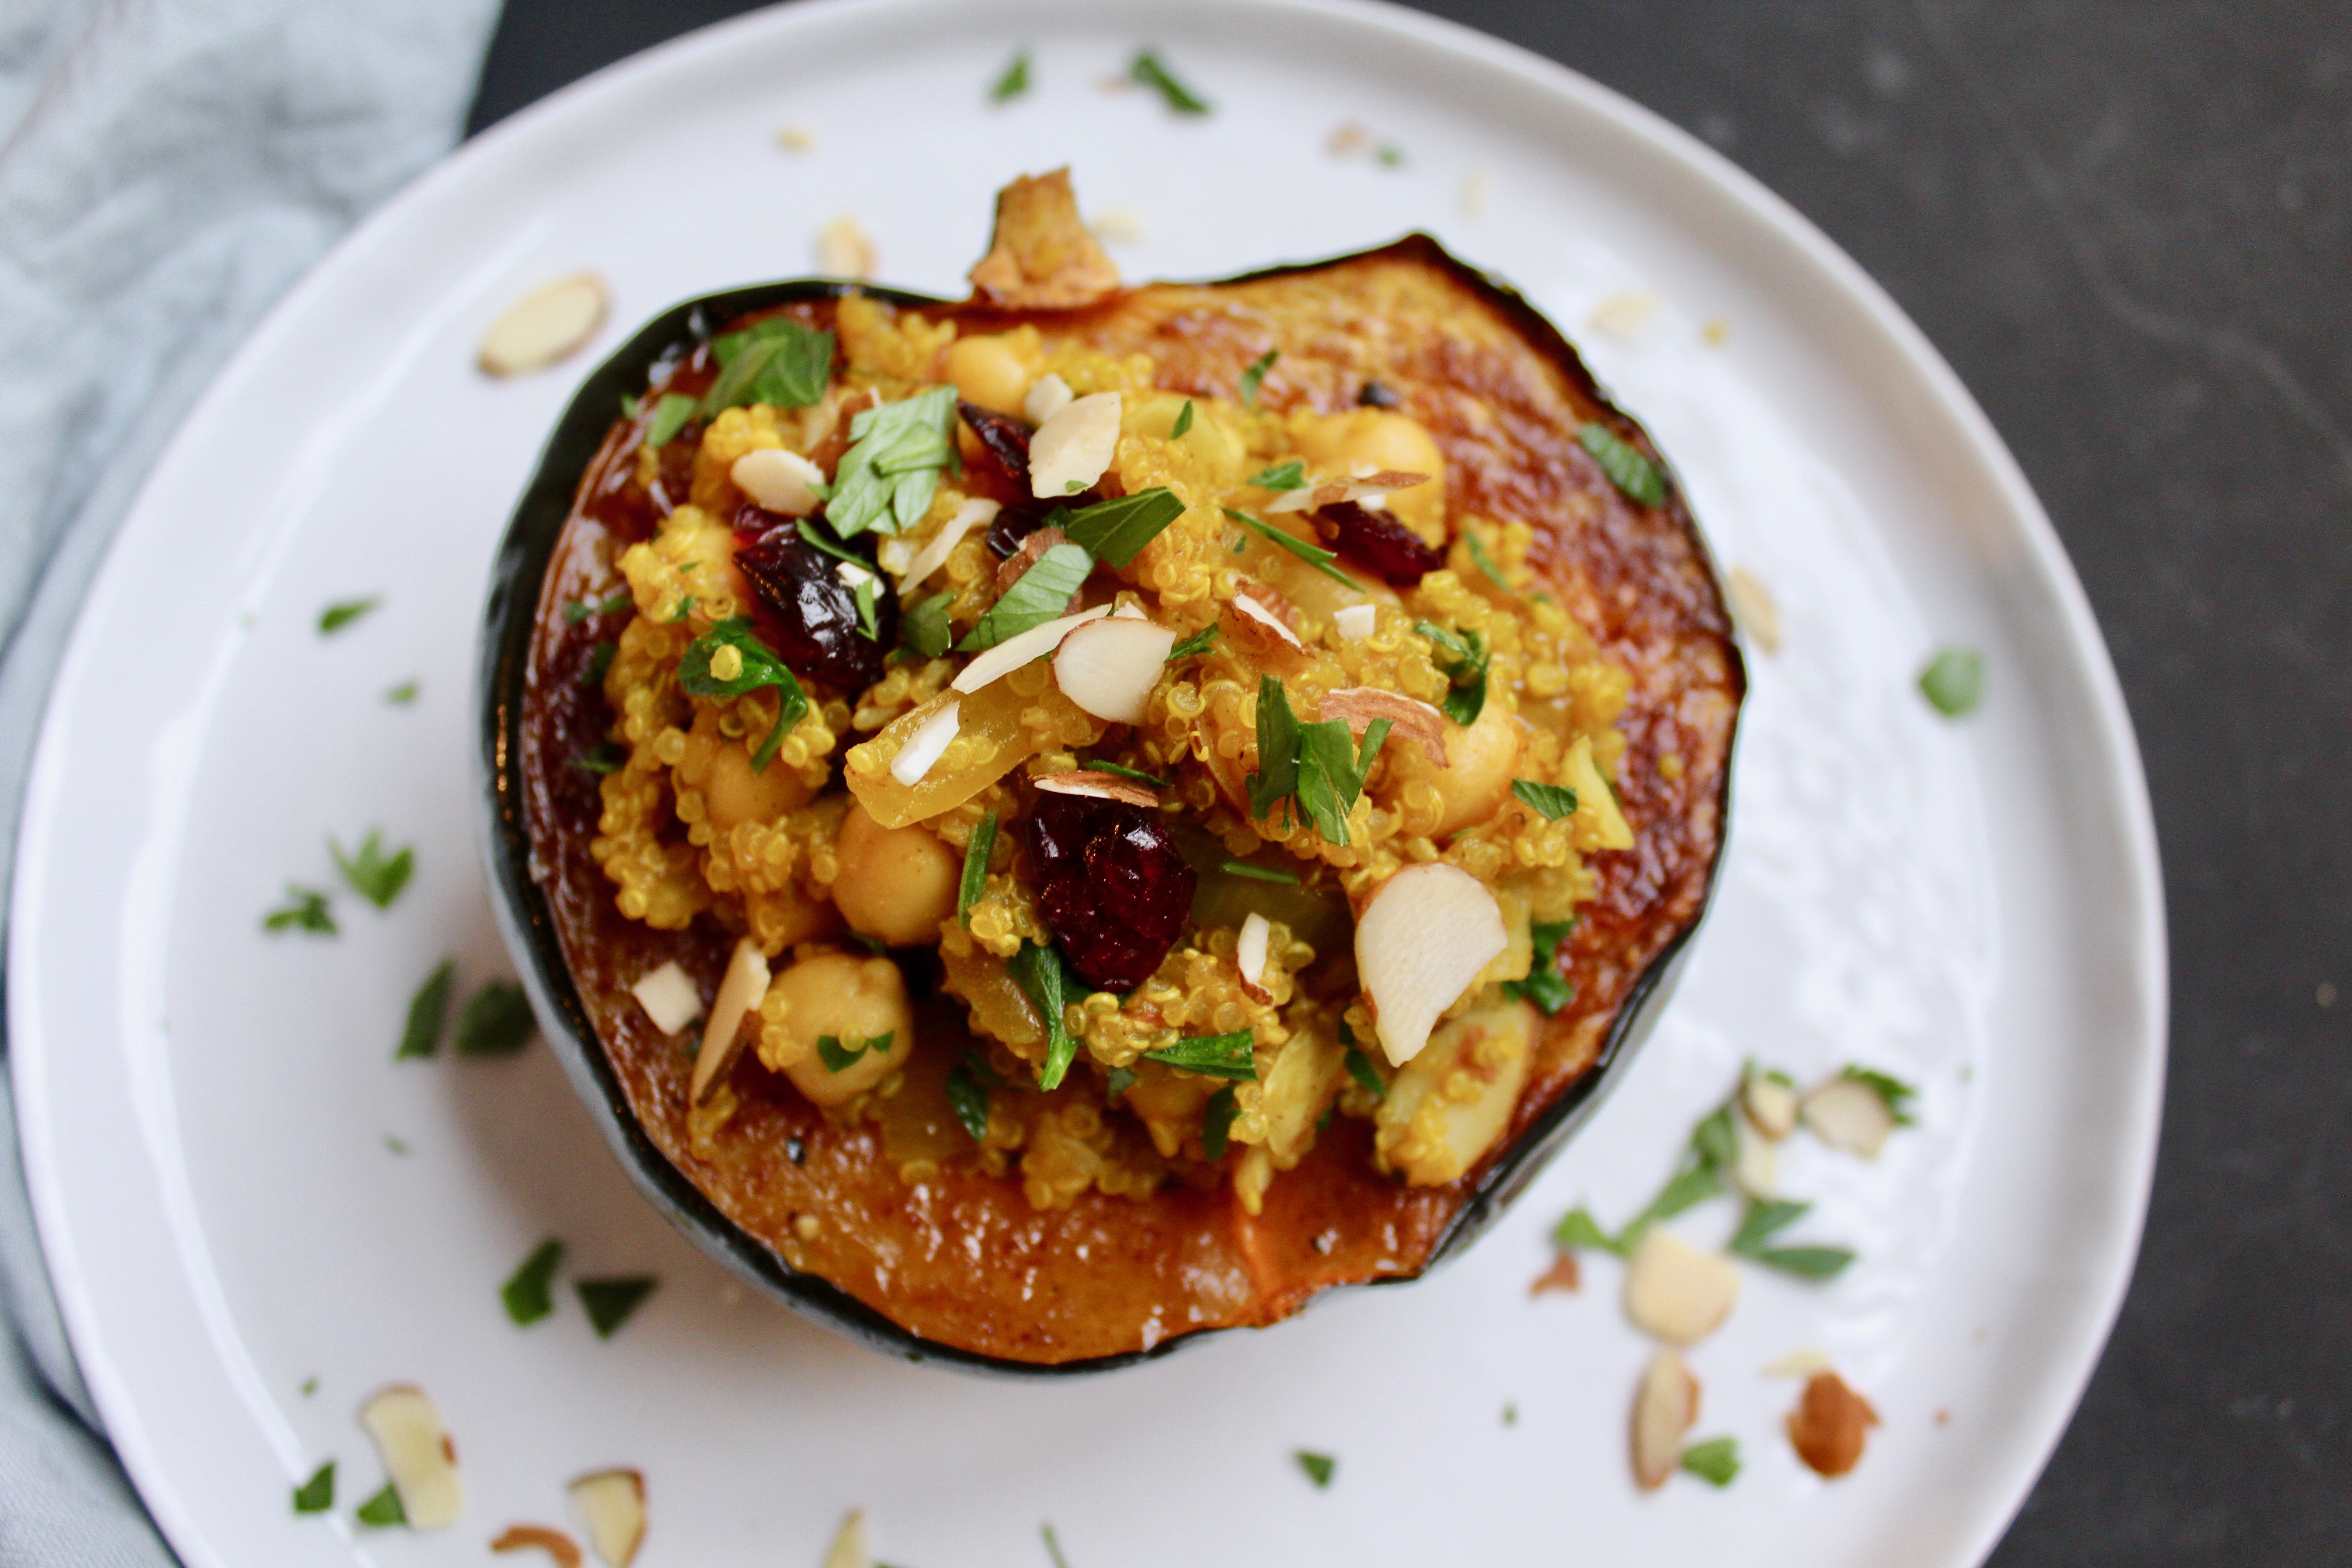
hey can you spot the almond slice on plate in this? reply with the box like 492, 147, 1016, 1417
730, 448, 824, 516
1801, 1076, 1896, 1157
492, 1525, 582, 1568
1786, 1370, 1879, 1477
951, 606, 1114, 693
896, 497, 997, 588
1229, 588, 1306, 653
1263, 469, 1431, 514
1733, 1106, 1777, 1198
1236, 911, 1273, 1001
1317, 687, 1446, 764
815, 215, 875, 279
1762, 1348, 1834, 1379
1029, 391, 1121, 498
359, 1384, 463, 1530
1053, 615, 1176, 723
479, 274, 608, 377
1727, 565, 1782, 653
1333, 603, 1377, 642
1742, 1066, 1799, 1140
822, 1509, 872, 1568
1631, 1348, 1699, 1490
691, 937, 769, 1102
1023, 372, 1075, 424
1622, 1227, 1740, 1345
889, 698, 962, 786
1033, 770, 1159, 809
629, 961, 701, 1036
1354, 862, 1507, 1067
568, 1470, 647, 1568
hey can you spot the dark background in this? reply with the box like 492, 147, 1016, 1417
469, 3, 2352, 1562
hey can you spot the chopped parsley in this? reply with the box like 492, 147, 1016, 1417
823, 385, 959, 537
620, 393, 641, 419
1843, 1065, 1920, 1125
1201, 1085, 1240, 1159
1578, 422, 1666, 507
317, 597, 380, 635
1503, 917, 1577, 1015
1511, 780, 1579, 821
355, 1483, 406, 1528
957, 541, 1092, 650
501, 1238, 564, 1326
569, 742, 625, 775
1238, 348, 1277, 406
1104, 1066, 1137, 1097
397, 960, 455, 1060
958, 810, 998, 928
1465, 529, 1511, 591
581, 640, 616, 688
1245, 460, 1306, 491
903, 590, 956, 657
383, 680, 420, 706
646, 393, 696, 448
383, 1134, 409, 1155
564, 589, 632, 625
1343, 1046, 1385, 1098
1141, 1030, 1258, 1081
1415, 620, 1490, 726
1680, 1436, 1741, 1486
1375, 143, 1406, 168
1057, 486, 1185, 567
453, 980, 534, 1056
793, 516, 864, 567
1008, 941, 1082, 1089
1168, 624, 1219, 659
331, 830, 414, 910
1246, 676, 1389, 846
1089, 760, 1169, 788
1294, 1450, 1336, 1488
1918, 648, 1984, 717
1727, 1198, 1855, 1280
990, 50, 1031, 103
263, 886, 336, 936
699, 318, 834, 416
816, 1032, 892, 1072
576, 1276, 659, 1338
1224, 508, 1357, 588
1217, 859, 1297, 885
945, 1048, 1002, 1141
1170, 399, 1195, 438
850, 572, 883, 641
1127, 48, 1211, 114
1042, 1522, 1074, 1568
292, 1460, 335, 1514
679, 618, 811, 771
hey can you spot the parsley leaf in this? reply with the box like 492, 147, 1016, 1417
1239, 348, 1277, 406
1170, 399, 1195, 438
1008, 941, 1081, 1089
679, 618, 810, 771
1201, 1085, 1240, 1158
1245, 676, 1387, 846
816, 1032, 892, 1072
1217, 859, 1297, 885
564, 588, 632, 626
958, 810, 998, 928
956, 541, 1092, 650
1415, 620, 1490, 725
317, 597, 379, 635
825, 385, 959, 537
945, 1051, 995, 1141
453, 980, 534, 1056
263, 886, 336, 936
1224, 508, 1357, 588
1246, 460, 1306, 491
698, 318, 834, 417
383, 680, 420, 706
1842, 1065, 1921, 1125
397, 959, 455, 1060
990, 49, 1031, 103
1294, 1450, 1336, 1488
1104, 1066, 1137, 1097
501, 1238, 563, 1326
576, 1276, 659, 1337
355, 1483, 406, 1528
1727, 1197, 1809, 1254
793, 515, 865, 567
903, 590, 956, 657
331, 830, 414, 910
1168, 624, 1219, 659
1511, 779, 1579, 820
293, 1460, 335, 1514
1578, 422, 1666, 507
1128, 48, 1211, 114
1552, 1206, 1620, 1255
1465, 529, 1511, 591
646, 393, 696, 448
569, 742, 625, 776
1343, 1046, 1385, 1098
1057, 487, 1185, 568
1503, 916, 1578, 1015
1090, 760, 1169, 788
581, 640, 616, 688
1752, 1245, 1857, 1280
1043, 1523, 1074, 1568
1245, 676, 1303, 826
1918, 648, 1983, 718
1142, 1030, 1258, 1081
1680, 1437, 1741, 1486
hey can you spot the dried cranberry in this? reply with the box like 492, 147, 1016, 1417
1025, 793, 1196, 991
958, 401, 1034, 482
1318, 500, 1444, 585
985, 500, 1063, 559
1357, 380, 1402, 408
730, 510, 890, 691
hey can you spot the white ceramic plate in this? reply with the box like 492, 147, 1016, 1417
9, 1, 2165, 1564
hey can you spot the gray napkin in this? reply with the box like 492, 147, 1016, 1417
0, 0, 500, 1557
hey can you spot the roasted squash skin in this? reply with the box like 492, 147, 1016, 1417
489, 237, 1743, 1372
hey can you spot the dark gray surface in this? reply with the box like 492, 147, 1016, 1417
470, 3, 2352, 1561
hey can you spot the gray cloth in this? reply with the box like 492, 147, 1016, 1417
0, 0, 500, 1557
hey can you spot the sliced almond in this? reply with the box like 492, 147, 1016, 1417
1263, 469, 1431, 515
1733, 1108, 1777, 1198
629, 961, 701, 1036
1236, 911, 1273, 1002
691, 937, 769, 1103
492, 1525, 582, 1568
1762, 1348, 1834, 1379
1053, 615, 1176, 723
951, 606, 1114, 693
1333, 603, 1377, 642
568, 1470, 646, 1568
1786, 1370, 1878, 1478
822, 1508, 871, 1568
1631, 1348, 1699, 1490
815, 215, 875, 279
1589, 289, 1660, 342
1229, 589, 1306, 653
1354, 862, 1507, 1067
897, 497, 997, 588
1726, 565, 1782, 654
1023, 372, 1075, 424
1623, 1228, 1740, 1346
1029, 391, 1122, 498
1742, 1068, 1799, 1141
731, 448, 824, 516
479, 274, 608, 377
1801, 1076, 1896, 1158
1033, 771, 1159, 809
359, 1384, 463, 1530
994, 526, 1067, 595
1318, 687, 1446, 765
967, 168, 1122, 310
889, 699, 962, 786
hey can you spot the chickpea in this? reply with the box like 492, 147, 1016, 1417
691, 711, 810, 833
1430, 701, 1524, 837
944, 333, 1034, 415
771, 951, 914, 1106
832, 803, 960, 945
1293, 409, 1447, 542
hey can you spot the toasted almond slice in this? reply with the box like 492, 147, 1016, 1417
1230, 589, 1306, 653
493, 1525, 582, 1568
1802, 1076, 1896, 1158
1333, 603, 1377, 642
1762, 1348, 1835, 1379
1743, 1068, 1800, 1141
1029, 391, 1122, 498
968, 168, 1122, 310
1264, 470, 1431, 514
479, 274, 608, 377
889, 699, 962, 786
1354, 863, 1508, 1067
815, 215, 874, 279
1033, 771, 1159, 809
568, 1470, 646, 1568
1589, 289, 1660, 342
822, 1508, 871, 1568
995, 526, 1067, 595
1733, 1107, 1778, 1198
1318, 687, 1446, 765
1236, 911, 1273, 1002
360, 1384, 463, 1530
951, 605, 1115, 693
897, 497, 997, 588
1631, 1348, 1699, 1490
1727, 565, 1782, 654
1529, 1252, 1581, 1295
1023, 372, 1075, 424
1787, 1371, 1879, 1478
1053, 615, 1177, 723
1623, 1228, 1741, 1346
730, 447, 823, 515
691, 937, 769, 1103
629, 961, 701, 1036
